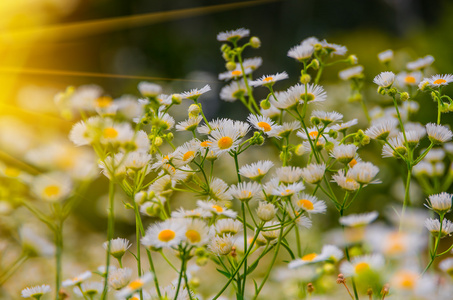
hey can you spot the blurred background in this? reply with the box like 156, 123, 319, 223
1, 0, 453, 298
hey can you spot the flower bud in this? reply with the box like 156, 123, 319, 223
310, 116, 321, 126
226, 61, 236, 71
171, 93, 182, 105
348, 55, 358, 65
400, 92, 409, 101
387, 87, 398, 97
377, 86, 386, 95
260, 99, 271, 110
325, 141, 335, 152
220, 44, 230, 52
257, 202, 277, 221
154, 136, 163, 147
188, 104, 201, 118
300, 74, 311, 84
250, 37, 261, 48
295, 144, 305, 156
310, 59, 320, 70
196, 257, 209, 266
166, 132, 174, 141
348, 93, 363, 103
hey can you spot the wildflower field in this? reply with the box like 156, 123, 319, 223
1, 1, 453, 300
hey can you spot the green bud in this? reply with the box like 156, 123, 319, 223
349, 246, 362, 257
300, 74, 311, 84
295, 144, 305, 156
220, 44, 230, 52
325, 141, 335, 152
310, 59, 320, 70
419, 80, 429, 91
260, 99, 271, 110
400, 92, 409, 101
188, 104, 201, 118
189, 277, 200, 288
387, 87, 398, 97
323, 263, 335, 274
226, 61, 236, 71
328, 129, 338, 139
250, 36, 261, 48
314, 43, 323, 51
348, 93, 363, 103
171, 93, 182, 105
167, 132, 174, 141
377, 86, 386, 95
154, 136, 163, 147
348, 55, 358, 65
310, 116, 321, 126
196, 256, 209, 267
361, 135, 370, 146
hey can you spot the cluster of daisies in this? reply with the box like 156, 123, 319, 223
12, 27, 453, 300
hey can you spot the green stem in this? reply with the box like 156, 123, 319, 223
422, 214, 444, 275
101, 180, 116, 300
399, 167, 412, 231
55, 222, 63, 300
0, 254, 28, 286
133, 201, 143, 300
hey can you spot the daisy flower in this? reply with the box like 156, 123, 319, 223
208, 177, 233, 202
208, 126, 243, 155
217, 28, 250, 42
377, 49, 393, 63
396, 71, 422, 87
330, 144, 358, 164
340, 254, 385, 277
109, 268, 133, 290
250, 72, 289, 88
271, 182, 305, 197
175, 116, 203, 132
426, 123, 453, 144
287, 43, 314, 61
311, 110, 343, 125
301, 163, 326, 184
123, 151, 152, 170
31, 172, 72, 202
424, 148, 445, 162
243, 57, 263, 71
239, 160, 274, 181
406, 55, 434, 71
365, 118, 398, 140
218, 68, 252, 81
347, 162, 379, 185
339, 65, 364, 81
214, 219, 243, 236
276, 166, 303, 184
330, 119, 358, 132
197, 200, 237, 218
320, 40, 347, 56
256, 202, 277, 221
180, 84, 211, 101
103, 238, 132, 260
21, 285, 51, 299
229, 181, 261, 202
141, 219, 185, 249
382, 136, 406, 158
373, 71, 395, 88
292, 193, 326, 214
425, 192, 452, 215
115, 273, 154, 299
182, 219, 210, 246
296, 215, 313, 229
62, 271, 92, 287
247, 114, 281, 136
209, 234, 235, 255
155, 111, 175, 131
332, 170, 360, 191
138, 82, 162, 97
286, 83, 327, 105
289, 245, 343, 268
339, 211, 379, 227
74, 282, 103, 298
220, 81, 247, 102
427, 74, 453, 87
172, 139, 201, 167
439, 258, 453, 275
269, 121, 300, 138
424, 218, 453, 237
171, 207, 211, 219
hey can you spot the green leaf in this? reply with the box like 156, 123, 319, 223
216, 268, 231, 278
280, 240, 295, 260
246, 260, 259, 275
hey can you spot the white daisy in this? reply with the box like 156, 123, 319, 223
406, 55, 434, 71
182, 219, 210, 246
340, 254, 385, 277
243, 57, 263, 71
377, 49, 393, 63
373, 71, 395, 88
339, 211, 379, 227
220, 81, 247, 102
250, 72, 289, 87
180, 84, 211, 101
382, 135, 406, 158
31, 172, 72, 202
247, 114, 282, 136
217, 28, 250, 42
292, 193, 326, 214
330, 144, 358, 164
175, 116, 203, 131
197, 200, 237, 218
138, 82, 162, 97
427, 74, 453, 87
339, 65, 364, 81
425, 192, 452, 214
109, 268, 132, 290
426, 123, 453, 144
208, 177, 233, 202
214, 219, 243, 236
21, 285, 51, 299
271, 182, 305, 197
424, 218, 453, 237
320, 40, 347, 56
286, 83, 327, 105
396, 71, 422, 87
276, 166, 303, 184
115, 273, 153, 299
330, 119, 359, 132
74, 282, 103, 298
218, 68, 252, 81
208, 126, 243, 155
296, 215, 313, 228
439, 258, 453, 274
347, 162, 379, 185
62, 271, 92, 287
172, 139, 201, 167
301, 163, 326, 184
287, 43, 314, 61
332, 170, 360, 191
209, 234, 235, 255
311, 110, 343, 125
288, 244, 343, 269
229, 181, 261, 202
269, 121, 301, 138
239, 160, 274, 181
141, 219, 185, 249
256, 202, 277, 221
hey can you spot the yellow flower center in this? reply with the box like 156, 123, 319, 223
257, 121, 272, 132
43, 185, 61, 198
240, 191, 252, 199
103, 127, 118, 139
231, 70, 242, 76
200, 141, 212, 147
185, 229, 201, 243
281, 189, 293, 196
128, 280, 143, 290
157, 229, 175, 242
95, 96, 113, 108
212, 205, 224, 213
183, 151, 195, 161
298, 199, 314, 211
404, 76, 416, 84
130, 297, 139, 300
387, 233, 405, 254
433, 78, 447, 85
302, 93, 315, 101
348, 159, 357, 168
263, 76, 274, 82
4, 167, 20, 177
346, 178, 356, 184
309, 131, 318, 139
218, 136, 233, 150
302, 253, 317, 261
354, 262, 370, 274
398, 272, 417, 289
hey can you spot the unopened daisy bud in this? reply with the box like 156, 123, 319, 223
295, 144, 305, 156
190, 277, 200, 288
140, 202, 161, 217
220, 44, 230, 52
166, 132, 174, 141
348, 54, 358, 65
348, 93, 363, 103
154, 136, 163, 147
300, 74, 311, 84
325, 141, 335, 152
377, 86, 386, 95
361, 135, 370, 146
196, 256, 209, 266
171, 93, 182, 105
260, 99, 271, 110
323, 263, 335, 274
328, 129, 338, 139
226, 61, 236, 71
308, 59, 320, 70
257, 202, 277, 221
310, 116, 321, 126
134, 191, 148, 204
387, 87, 397, 97
314, 43, 323, 51
400, 92, 409, 101
279, 149, 292, 162
188, 104, 201, 117
250, 36, 261, 48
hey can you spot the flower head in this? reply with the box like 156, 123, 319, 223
217, 28, 250, 42
373, 71, 395, 88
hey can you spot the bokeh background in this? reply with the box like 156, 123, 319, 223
1, 0, 453, 298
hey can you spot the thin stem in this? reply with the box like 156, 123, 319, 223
55, 222, 63, 300
422, 214, 444, 275
399, 167, 412, 231
101, 180, 116, 300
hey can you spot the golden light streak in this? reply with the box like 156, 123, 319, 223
0, 67, 218, 83
0, 0, 279, 44
0, 102, 72, 128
